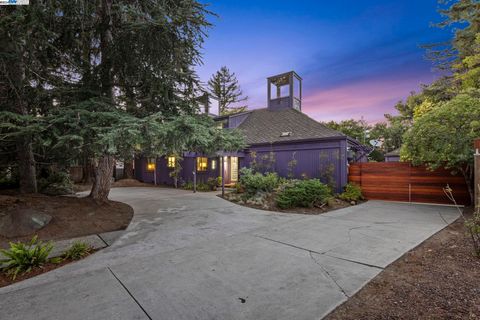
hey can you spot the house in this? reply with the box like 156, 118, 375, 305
135, 71, 369, 193
385, 148, 401, 162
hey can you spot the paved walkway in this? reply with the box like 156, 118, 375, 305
0, 187, 459, 320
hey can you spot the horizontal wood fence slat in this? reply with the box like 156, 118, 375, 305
348, 162, 470, 205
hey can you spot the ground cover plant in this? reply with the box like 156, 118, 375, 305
338, 183, 363, 202
62, 242, 93, 261
0, 237, 97, 287
0, 236, 57, 280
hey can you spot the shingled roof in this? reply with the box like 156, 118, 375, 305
236, 108, 345, 145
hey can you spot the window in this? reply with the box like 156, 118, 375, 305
147, 162, 155, 171
211, 159, 217, 170
196, 157, 208, 172
167, 156, 176, 168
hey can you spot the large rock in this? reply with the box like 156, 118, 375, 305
0, 209, 52, 238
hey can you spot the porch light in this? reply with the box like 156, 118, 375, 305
147, 159, 156, 171
211, 159, 217, 170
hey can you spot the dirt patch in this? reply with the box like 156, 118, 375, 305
0, 194, 133, 248
325, 212, 480, 320
0, 251, 95, 288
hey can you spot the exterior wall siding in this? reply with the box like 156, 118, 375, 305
134, 155, 220, 186
135, 138, 350, 193
243, 139, 347, 193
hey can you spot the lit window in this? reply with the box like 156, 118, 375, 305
167, 156, 176, 168
211, 159, 217, 170
147, 162, 155, 171
197, 157, 208, 172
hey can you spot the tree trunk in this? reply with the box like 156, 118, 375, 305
461, 166, 474, 206
16, 136, 37, 194
89, 154, 115, 203
82, 157, 95, 184
100, 0, 114, 101
475, 151, 479, 209
123, 160, 134, 179
5, 35, 37, 193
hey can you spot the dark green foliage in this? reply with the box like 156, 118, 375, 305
207, 177, 218, 190
0, 0, 216, 197
38, 171, 73, 195
368, 148, 385, 162
322, 119, 369, 143
276, 179, 332, 209
196, 183, 213, 192
183, 181, 194, 190
339, 183, 364, 202
0, 167, 19, 190
238, 168, 280, 196
0, 236, 54, 280
182, 181, 212, 192
62, 242, 92, 261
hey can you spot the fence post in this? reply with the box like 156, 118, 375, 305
475, 138, 480, 209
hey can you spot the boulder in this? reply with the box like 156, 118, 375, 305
0, 209, 52, 238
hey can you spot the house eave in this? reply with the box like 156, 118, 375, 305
244, 135, 348, 148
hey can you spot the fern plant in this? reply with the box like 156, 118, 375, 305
62, 242, 92, 260
0, 236, 54, 280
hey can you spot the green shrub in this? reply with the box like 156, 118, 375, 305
62, 242, 92, 261
38, 171, 73, 195
182, 181, 213, 192
239, 168, 280, 196
339, 183, 363, 202
276, 179, 332, 209
183, 181, 194, 190
0, 236, 55, 280
207, 177, 218, 190
0, 168, 19, 190
196, 183, 212, 192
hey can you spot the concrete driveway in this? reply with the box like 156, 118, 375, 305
0, 187, 459, 320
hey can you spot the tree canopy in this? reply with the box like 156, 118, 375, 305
0, 1, 247, 202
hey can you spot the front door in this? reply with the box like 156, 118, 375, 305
222, 156, 239, 185
230, 157, 238, 183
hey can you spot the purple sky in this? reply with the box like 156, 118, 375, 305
196, 0, 453, 123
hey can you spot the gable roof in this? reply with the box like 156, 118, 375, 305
235, 108, 345, 145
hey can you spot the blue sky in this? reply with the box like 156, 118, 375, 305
196, 0, 453, 122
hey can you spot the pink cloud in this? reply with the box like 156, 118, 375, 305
301, 75, 433, 123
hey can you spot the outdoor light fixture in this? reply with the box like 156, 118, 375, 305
147, 159, 156, 171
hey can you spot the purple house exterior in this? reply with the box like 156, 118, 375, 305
135, 71, 368, 193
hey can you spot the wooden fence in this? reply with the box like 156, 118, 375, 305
348, 162, 470, 205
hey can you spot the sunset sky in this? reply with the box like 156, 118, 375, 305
196, 0, 453, 123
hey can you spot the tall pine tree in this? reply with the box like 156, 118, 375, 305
207, 66, 248, 115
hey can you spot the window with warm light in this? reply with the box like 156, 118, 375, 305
211, 159, 217, 170
197, 157, 208, 172
147, 162, 155, 171
167, 156, 176, 168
